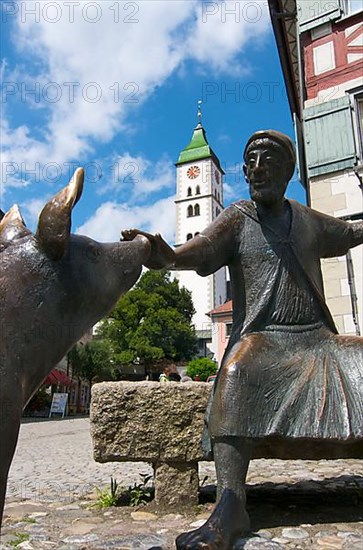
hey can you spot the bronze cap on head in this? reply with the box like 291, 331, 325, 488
244, 130, 296, 182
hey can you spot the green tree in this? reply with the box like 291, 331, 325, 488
98, 270, 198, 369
186, 357, 217, 381
69, 339, 114, 386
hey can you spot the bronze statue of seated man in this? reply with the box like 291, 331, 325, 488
123, 130, 363, 550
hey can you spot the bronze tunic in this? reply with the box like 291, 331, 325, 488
193, 200, 363, 442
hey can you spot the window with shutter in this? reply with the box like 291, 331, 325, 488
297, 0, 342, 32
303, 95, 357, 176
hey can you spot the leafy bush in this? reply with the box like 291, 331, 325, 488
186, 358, 217, 381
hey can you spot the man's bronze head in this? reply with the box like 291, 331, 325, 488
243, 130, 296, 207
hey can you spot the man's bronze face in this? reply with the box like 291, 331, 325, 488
244, 142, 288, 207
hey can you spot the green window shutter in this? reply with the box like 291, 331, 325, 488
304, 96, 357, 177
297, 0, 341, 32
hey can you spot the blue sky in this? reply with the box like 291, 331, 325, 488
1, 0, 306, 244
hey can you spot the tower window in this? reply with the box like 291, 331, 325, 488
196, 185, 201, 195
194, 204, 200, 216
195, 232, 200, 237
218, 192, 220, 202
214, 189, 217, 198
187, 187, 192, 197
187, 205, 193, 217
216, 208, 220, 217
186, 233, 193, 241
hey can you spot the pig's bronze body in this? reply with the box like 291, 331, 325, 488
0, 169, 150, 524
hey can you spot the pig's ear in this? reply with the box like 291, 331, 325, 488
0, 205, 32, 246
35, 167, 84, 260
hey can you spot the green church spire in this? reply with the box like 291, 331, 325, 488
176, 103, 224, 172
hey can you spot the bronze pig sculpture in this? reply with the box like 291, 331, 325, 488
0, 168, 150, 525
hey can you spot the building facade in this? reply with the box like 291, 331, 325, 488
174, 122, 227, 355
208, 300, 233, 366
269, 0, 363, 335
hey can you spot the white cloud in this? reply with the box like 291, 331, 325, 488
1, 0, 271, 193
186, 1, 271, 74
21, 196, 49, 229
77, 195, 176, 244
106, 153, 174, 199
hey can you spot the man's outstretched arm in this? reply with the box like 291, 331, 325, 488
121, 229, 211, 271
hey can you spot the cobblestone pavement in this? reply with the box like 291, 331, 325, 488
2, 417, 363, 549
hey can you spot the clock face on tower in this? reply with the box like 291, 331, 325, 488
187, 165, 200, 179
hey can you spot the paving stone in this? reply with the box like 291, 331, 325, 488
161, 513, 183, 521
56, 504, 81, 511
4, 418, 363, 550
62, 520, 99, 536
315, 530, 336, 538
130, 511, 158, 521
17, 542, 35, 550
93, 534, 167, 549
62, 533, 100, 544
28, 534, 49, 541
23, 523, 47, 533
315, 535, 344, 548
281, 527, 310, 539
235, 537, 284, 549
343, 535, 363, 543
335, 524, 359, 531
271, 537, 292, 544
337, 531, 356, 537
255, 530, 273, 539
4, 502, 49, 518
28, 512, 49, 519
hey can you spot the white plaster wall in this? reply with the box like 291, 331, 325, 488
313, 41, 335, 75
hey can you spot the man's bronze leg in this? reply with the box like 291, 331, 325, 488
176, 437, 251, 550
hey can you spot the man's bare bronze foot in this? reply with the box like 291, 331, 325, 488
175, 489, 250, 550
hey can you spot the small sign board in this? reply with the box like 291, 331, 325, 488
49, 392, 68, 418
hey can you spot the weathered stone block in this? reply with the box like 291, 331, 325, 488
90, 381, 211, 464
153, 461, 199, 508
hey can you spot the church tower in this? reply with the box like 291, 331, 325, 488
174, 107, 227, 357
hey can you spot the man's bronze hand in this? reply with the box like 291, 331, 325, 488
121, 229, 141, 242
121, 228, 175, 269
